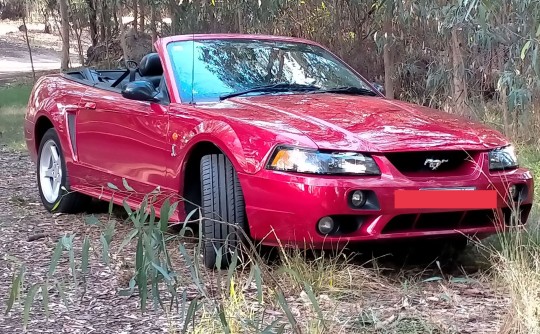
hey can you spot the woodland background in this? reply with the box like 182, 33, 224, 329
2, 0, 540, 138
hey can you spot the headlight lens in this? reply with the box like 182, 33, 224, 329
488, 145, 518, 171
267, 146, 381, 175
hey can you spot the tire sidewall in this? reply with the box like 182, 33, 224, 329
200, 154, 247, 269
37, 128, 68, 212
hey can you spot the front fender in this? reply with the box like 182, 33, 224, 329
180, 120, 265, 174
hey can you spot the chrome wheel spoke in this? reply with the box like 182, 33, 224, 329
52, 177, 61, 192
50, 145, 59, 163
39, 139, 63, 204
43, 167, 55, 178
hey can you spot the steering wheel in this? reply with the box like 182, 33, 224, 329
111, 60, 140, 88
126, 60, 138, 70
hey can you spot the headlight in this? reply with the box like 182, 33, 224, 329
267, 146, 381, 175
488, 145, 518, 171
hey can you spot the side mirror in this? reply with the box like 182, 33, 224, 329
371, 82, 385, 95
121, 81, 157, 102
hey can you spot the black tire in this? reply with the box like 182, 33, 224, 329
200, 154, 247, 269
37, 128, 90, 213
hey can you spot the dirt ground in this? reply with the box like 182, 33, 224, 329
0, 145, 514, 333
0, 146, 180, 333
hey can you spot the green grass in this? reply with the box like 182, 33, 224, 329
0, 84, 32, 150
0, 84, 32, 107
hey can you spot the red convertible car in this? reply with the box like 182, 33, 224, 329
25, 34, 533, 268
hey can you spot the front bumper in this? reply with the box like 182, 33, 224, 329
239, 155, 534, 248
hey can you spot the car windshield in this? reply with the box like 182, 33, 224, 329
167, 39, 376, 103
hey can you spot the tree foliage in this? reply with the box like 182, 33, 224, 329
5, 0, 540, 134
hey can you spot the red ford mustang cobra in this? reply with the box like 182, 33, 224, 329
24, 34, 533, 268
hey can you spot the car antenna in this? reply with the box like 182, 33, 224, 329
189, 14, 195, 105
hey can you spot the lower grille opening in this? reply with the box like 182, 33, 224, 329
382, 209, 498, 234
382, 214, 416, 233
416, 212, 463, 230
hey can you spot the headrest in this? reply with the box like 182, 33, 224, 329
139, 53, 163, 77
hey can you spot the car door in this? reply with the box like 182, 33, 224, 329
74, 86, 172, 200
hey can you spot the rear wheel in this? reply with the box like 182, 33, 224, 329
200, 154, 247, 269
37, 128, 90, 213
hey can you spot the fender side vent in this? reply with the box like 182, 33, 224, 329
67, 113, 77, 153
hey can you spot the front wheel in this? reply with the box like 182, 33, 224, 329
200, 154, 247, 269
37, 128, 90, 213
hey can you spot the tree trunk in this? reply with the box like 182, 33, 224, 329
169, 0, 177, 35
43, 7, 52, 34
150, 2, 157, 51
451, 26, 469, 117
22, 15, 36, 82
133, 0, 138, 33
237, 7, 243, 33
59, 0, 70, 71
118, 1, 129, 66
383, 0, 394, 99
139, 0, 145, 31
112, 0, 119, 33
99, 0, 108, 42
86, 0, 98, 46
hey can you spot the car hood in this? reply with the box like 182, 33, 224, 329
214, 94, 509, 152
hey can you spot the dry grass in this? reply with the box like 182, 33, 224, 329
490, 227, 540, 334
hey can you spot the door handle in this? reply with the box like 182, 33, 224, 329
79, 102, 96, 110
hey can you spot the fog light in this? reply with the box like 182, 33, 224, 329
317, 217, 335, 234
351, 190, 367, 207
509, 184, 518, 200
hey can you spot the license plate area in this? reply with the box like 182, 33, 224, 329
394, 189, 497, 209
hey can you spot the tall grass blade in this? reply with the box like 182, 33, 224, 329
122, 178, 135, 192
104, 221, 116, 245
85, 215, 100, 225
100, 234, 110, 265
135, 236, 148, 311
48, 239, 64, 277
178, 243, 204, 295
276, 291, 298, 333
182, 298, 201, 334
5, 265, 25, 315
218, 304, 231, 334
22, 284, 40, 330
81, 237, 91, 276
108, 195, 115, 214
152, 262, 172, 281
160, 198, 171, 232
303, 282, 325, 328
119, 229, 138, 252
254, 264, 263, 303
42, 281, 49, 318
67, 237, 77, 286
56, 282, 69, 309
226, 250, 239, 290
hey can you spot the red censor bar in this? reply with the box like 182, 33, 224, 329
394, 190, 498, 209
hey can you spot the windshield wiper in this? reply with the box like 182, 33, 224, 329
308, 86, 378, 96
219, 83, 321, 100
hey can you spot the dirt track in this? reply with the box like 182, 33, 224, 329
0, 21, 82, 85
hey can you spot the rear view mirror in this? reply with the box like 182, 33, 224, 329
371, 82, 385, 95
121, 81, 157, 102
